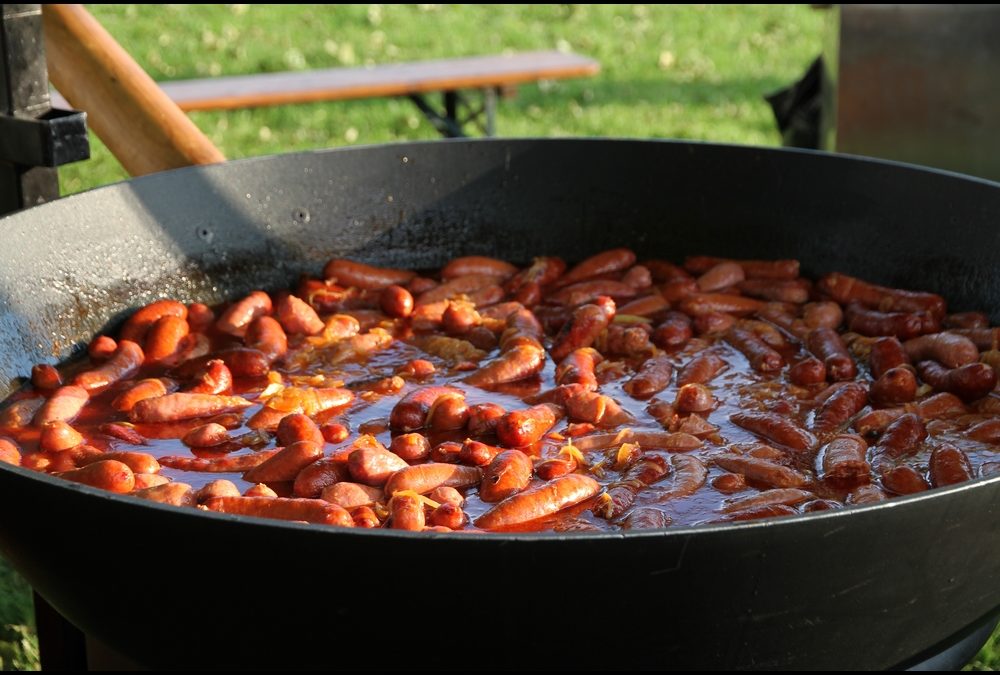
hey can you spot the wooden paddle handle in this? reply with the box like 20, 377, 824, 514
42, 4, 225, 176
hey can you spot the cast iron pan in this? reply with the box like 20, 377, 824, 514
0, 139, 998, 670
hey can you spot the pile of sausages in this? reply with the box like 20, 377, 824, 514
1, 248, 999, 532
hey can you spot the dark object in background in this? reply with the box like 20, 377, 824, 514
765, 55, 823, 149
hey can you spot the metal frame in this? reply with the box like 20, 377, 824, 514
407, 86, 500, 138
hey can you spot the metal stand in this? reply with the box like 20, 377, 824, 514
407, 86, 501, 138
0, 3, 88, 217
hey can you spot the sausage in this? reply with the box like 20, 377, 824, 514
465, 402, 506, 437
111, 378, 171, 413
347, 442, 408, 487
618, 294, 670, 318
99, 422, 148, 446
129, 393, 253, 423
292, 457, 351, 498
711, 504, 798, 523
463, 343, 545, 388
845, 304, 935, 340
846, 485, 888, 505
276, 294, 324, 336
474, 474, 601, 530
738, 279, 810, 304
593, 455, 671, 519
788, 358, 826, 386
38, 420, 83, 452
713, 454, 807, 489
131, 482, 195, 506
730, 411, 817, 451
693, 312, 736, 336
323, 258, 415, 290
159, 450, 280, 473
77, 451, 160, 475
144, 315, 190, 365
119, 299, 188, 344
916, 361, 997, 402
479, 450, 533, 502
185, 360, 233, 395
216, 291, 273, 337
802, 302, 844, 331
244, 440, 324, 483
441, 255, 518, 280
547, 280, 638, 307
817, 272, 946, 318
683, 256, 800, 280
0, 437, 22, 465
427, 503, 466, 530
555, 348, 603, 390
563, 389, 633, 427
74, 340, 144, 391
389, 385, 465, 431
652, 454, 708, 502
0, 398, 44, 428
659, 278, 699, 303
869, 367, 918, 406
275, 413, 324, 447
244, 316, 288, 362
416, 273, 498, 305
388, 493, 426, 531
652, 312, 694, 350
677, 352, 728, 386
31, 364, 62, 390
967, 419, 1000, 443
549, 297, 616, 361
174, 348, 271, 379
602, 323, 654, 357
948, 328, 1000, 352
672, 384, 714, 414
720, 487, 814, 514
458, 439, 505, 467
34, 385, 89, 426
383, 463, 483, 496
195, 480, 242, 503
696, 262, 745, 292
916, 392, 968, 419
425, 394, 470, 432
943, 312, 989, 329
643, 259, 692, 283
505, 257, 566, 303
495, 403, 561, 447
725, 327, 784, 373
321, 482, 384, 510
929, 443, 973, 488
873, 413, 926, 459
557, 248, 636, 287
868, 337, 910, 379
678, 293, 764, 317
181, 422, 231, 448
204, 496, 353, 527
816, 434, 870, 487
903, 333, 979, 368
57, 459, 134, 493
807, 328, 856, 381
623, 353, 673, 399
879, 465, 930, 495
812, 382, 868, 433
186, 302, 215, 333
88, 335, 118, 362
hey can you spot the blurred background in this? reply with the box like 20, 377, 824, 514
2, 3, 998, 670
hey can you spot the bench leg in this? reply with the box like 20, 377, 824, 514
483, 87, 498, 137
407, 93, 466, 138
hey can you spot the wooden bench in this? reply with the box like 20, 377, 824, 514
53, 50, 600, 137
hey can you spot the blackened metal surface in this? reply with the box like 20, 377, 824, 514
0, 139, 997, 668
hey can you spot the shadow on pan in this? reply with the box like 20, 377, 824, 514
0, 139, 997, 669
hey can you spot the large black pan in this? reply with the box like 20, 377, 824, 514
0, 139, 998, 670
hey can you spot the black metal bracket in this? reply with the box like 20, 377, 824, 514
407, 87, 500, 138
0, 106, 88, 167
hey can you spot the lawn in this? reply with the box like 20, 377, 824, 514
2, 3, 997, 671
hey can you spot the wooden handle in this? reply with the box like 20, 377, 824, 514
42, 4, 225, 176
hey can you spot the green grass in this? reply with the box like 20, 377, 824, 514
1, 3, 996, 670
59, 3, 825, 195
